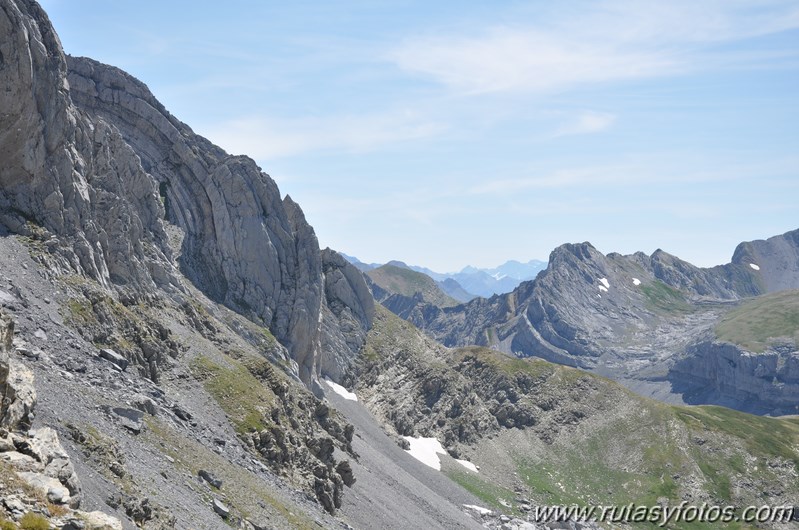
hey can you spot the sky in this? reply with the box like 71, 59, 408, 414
40, 0, 799, 272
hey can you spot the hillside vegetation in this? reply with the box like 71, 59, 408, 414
355, 307, 799, 529
716, 289, 799, 352
366, 264, 460, 308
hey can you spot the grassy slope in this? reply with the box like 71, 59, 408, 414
360, 307, 799, 529
640, 280, 694, 315
366, 264, 460, 308
715, 289, 799, 352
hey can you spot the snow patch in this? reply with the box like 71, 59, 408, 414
323, 378, 358, 401
456, 459, 479, 472
463, 504, 492, 516
403, 436, 446, 470
598, 285, 608, 293
599, 277, 610, 289
632, 278, 641, 286
749, 263, 760, 271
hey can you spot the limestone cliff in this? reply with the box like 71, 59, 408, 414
0, 0, 373, 387
0, 0, 177, 291
410, 231, 799, 414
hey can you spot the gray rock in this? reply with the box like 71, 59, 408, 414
2, 496, 25, 513
198, 469, 222, 489
99, 349, 128, 371
132, 394, 158, 416
172, 405, 192, 421
212, 498, 230, 518
0, 311, 13, 354
28, 427, 82, 507
111, 407, 144, 434
336, 459, 356, 487
404, 230, 799, 416
0, 358, 36, 430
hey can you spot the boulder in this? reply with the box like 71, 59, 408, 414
17, 471, 71, 504
199, 469, 222, 489
76, 511, 124, 530
111, 407, 144, 434
99, 349, 128, 371
0, 359, 36, 430
28, 427, 82, 507
212, 498, 230, 518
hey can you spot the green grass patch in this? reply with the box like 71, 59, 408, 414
445, 470, 517, 511
367, 264, 459, 308
190, 355, 275, 434
454, 346, 555, 380
715, 289, 799, 352
362, 305, 435, 363
674, 405, 799, 468
516, 415, 685, 510
640, 281, 693, 315
18, 513, 48, 530
66, 298, 94, 323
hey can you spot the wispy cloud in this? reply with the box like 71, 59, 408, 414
201, 110, 446, 159
389, 0, 799, 95
467, 167, 634, 196
553, 111, 616, 137
465, 153, 799, 197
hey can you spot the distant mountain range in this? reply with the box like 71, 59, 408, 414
339, 254, 547, 299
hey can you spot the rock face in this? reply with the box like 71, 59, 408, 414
0, 0, 380, 519
0, 311, 83, 511
67, 55, 330, 380
0, 310, 36, 431
0, 0, 372, 387
727, 229, 799, 293
0, 0, 177, 291
65, 54, 375, 387
408, 231, 799, 413
319, 249, 375, 382
670, 341, 799, 415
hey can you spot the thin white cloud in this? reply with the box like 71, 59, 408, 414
200, 110, 446, 159
553, 111, 616, 137
389, 0, 799, 95
465, 154, 799, 197
467, 167, 635, 195
391, 27, 678, 95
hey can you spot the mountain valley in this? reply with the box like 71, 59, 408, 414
1, 2, 798, 529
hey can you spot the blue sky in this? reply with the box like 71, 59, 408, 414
41, 0, 799, 272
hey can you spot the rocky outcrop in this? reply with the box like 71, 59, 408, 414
1, 310, 35, 431
319, 249, 375, 382
406, 233, 799, 414
64, 54, 328, 376
0, 359, 35, 431
0, 0, 178, 292
356, 308, 631, 453
670, 341, 799, 415
0, 0, 373, 388
0, 311, 84, 514
418, 232, 799, 365
726, 228, 799, 294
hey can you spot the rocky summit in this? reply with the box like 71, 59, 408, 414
408, 230, 799, 415
1, 1, 799, 529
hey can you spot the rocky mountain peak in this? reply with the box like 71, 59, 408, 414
548, 241, 597, 263
729, 228, 799, 293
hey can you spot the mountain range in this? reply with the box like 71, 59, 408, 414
341, 255, 548, 299
1, 2, 798, 529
